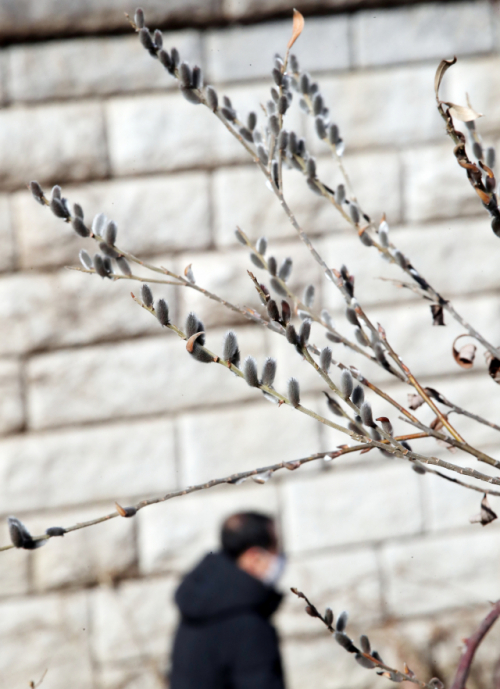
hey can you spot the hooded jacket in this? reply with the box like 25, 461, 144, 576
170, 551, 285, 689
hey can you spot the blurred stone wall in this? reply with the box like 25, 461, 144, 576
1, 0, 500, 687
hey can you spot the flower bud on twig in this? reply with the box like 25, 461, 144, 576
243, 356, 259, 387
352, 384, 364, 407
267, 256, 277, 276
156, 299, 170, 326
299, 318, 311, 347
206, 86, 218, 112
223, 330, 240, 367
79, 250, 93, 270
288, 377, 300, 407
360, 402, 375, 427
142, 284, 153, 307
278, 257, 293, 282
30, 181, 46, 205
261, 357, 277, 387
320, 346, 332, 372
340, 369, 353, 398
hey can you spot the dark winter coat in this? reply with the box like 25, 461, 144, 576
169, 551, 285, 689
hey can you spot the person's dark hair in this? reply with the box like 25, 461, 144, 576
221, 512, 277, 560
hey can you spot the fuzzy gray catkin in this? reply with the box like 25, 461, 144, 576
223, 331, 240, 366
116, 257, 132, 276
206, 86, 218, 111
320, 347, 332, 372
360, 402, 375, 427
336, 611, 348, 633
156, 299, 170, 326
185, 312, 200, 338
303, 284, 315, 307
345, 307, 359, 327
250, 253, 266, 269
267, 256, 277, 276
278, 257, 293, 282
142, 284, 154, 308
256, 237, 267, 255
243, 356, 259, 387
352, 384, 364, 407
79, 250, 93, 270
340, 369, 354, 398
299, 319, 311, 346
261, 357, 277, 387
288, 378, 300, 406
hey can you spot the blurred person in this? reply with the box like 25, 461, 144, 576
169, 511, 286, 689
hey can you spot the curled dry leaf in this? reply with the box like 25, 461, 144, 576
430, 304, 445, 326
288, 8, 304, 49
445, 102, 483, 123
186, 331, 206, 353
408, 393, 424, 410
452, 334, 476, 369
486, 352, 500, 384
434, 57, 457, 99
470, 494, 498, 526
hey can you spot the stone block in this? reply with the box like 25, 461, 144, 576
276, 547, 382, 638
138, 482, 279, 575
106, 92, 233, 177
0, 591, 93, 688
0, 540, 30, 597
0, 195, 14, 272
90, 576, 179, 663
0, 358, 24, 435
96, 664, 166, 689
0, 417, 177, 513
30, 506, 137, 591
0, 102, 107, 190
13, 171, 211, 269
205, 15, 349, 83
381, 525, 500, 616
179, 397, 321, 484
0, 0, 218, 38
353, 2, 493, 68
7, 32, 201, 102
282, 635, 365, 689
0, 268, 165, 356
213, 150, 401, 246
27, 326, 268, 429
304, 64, 443, 151
281, 462, 423, 553
402, 142, 481, 223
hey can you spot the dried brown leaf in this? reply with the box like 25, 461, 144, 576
487, 353, 500, 384
470, 494, 498, 526
475, 186, 491, 204
408, 393, 424, 410
452, 334, 476, 369
288, 9, 304, 49
445, 102, 482, 122
430, 304, 445, 326
434, 57, 457, 99
186, 330, 206, 353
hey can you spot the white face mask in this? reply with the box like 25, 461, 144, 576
261, 553, 286, 586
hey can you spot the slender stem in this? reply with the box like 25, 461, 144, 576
450, 600, 500, 689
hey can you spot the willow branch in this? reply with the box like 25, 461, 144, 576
449, 600, 500, 689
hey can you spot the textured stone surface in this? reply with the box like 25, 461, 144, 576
0, 268, 164, 356
0, 592, 93, 688
31, 507, 137, 591
0, 358, 24, 435
13, 171, 211, 269
305, 64, 443, 150
282, 462, 423, 553
90, 576, 179, 663
381, 526, 500, 616
0, 0, 218, 37
0, 544, 30, 597
206, 14, 349, 83
0, 195, 14, 272
138, 482, 279, 574
7, 32, 201, 102
179, 398, 321, 484
0, 417, 177, 512
213, 149, 401, 246
353, 1, 494, 67
0, 101, 107, 190
402, 142, 481, 223
27, 327, 268, 429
